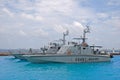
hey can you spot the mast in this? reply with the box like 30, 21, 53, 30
73, 25, 90, 44
63, 30, 69, 45
82, 25, 90, 43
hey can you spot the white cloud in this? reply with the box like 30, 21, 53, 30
53, 21, 85, 37
73, 21, 84, 28
35, 16, 43, 21
108, 0, 120, 6
104, 16, 120, 29
19, 30, 27, 36
54, 25, 67, 33
97, 13, 109, 18
35, 0, 74, 15
0, 0, 120, 48
31, 28, 48, 37
21, 13, 43, 21
2, 8, 14, 17
0, 27, 5, 34
21, 13, 34, 19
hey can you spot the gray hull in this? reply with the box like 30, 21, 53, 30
24, 54, 111, 63
12, 54, 26, 60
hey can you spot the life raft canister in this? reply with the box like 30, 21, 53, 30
67, 50, 71, 55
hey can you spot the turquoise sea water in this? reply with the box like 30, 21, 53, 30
0, 56, 120, 80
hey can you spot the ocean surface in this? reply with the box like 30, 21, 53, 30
0, 56, 120, 80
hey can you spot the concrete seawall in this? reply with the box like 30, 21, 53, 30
0, 52, 11, 56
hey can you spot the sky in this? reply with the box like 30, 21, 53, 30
0, 0, 120, 49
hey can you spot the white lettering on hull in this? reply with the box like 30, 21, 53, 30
75, 58, 99, 62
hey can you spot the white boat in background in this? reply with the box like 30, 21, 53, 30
24, 26, 113, 63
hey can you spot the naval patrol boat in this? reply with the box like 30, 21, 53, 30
24, 26, 113, 63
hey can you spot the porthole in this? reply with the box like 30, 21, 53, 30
83, 48, 86, 49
